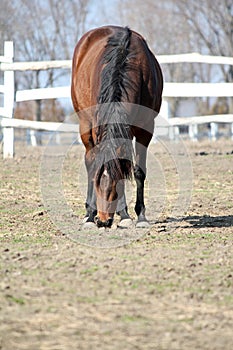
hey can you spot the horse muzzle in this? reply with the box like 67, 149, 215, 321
94, 216, 113, 228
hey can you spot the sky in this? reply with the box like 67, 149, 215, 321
86, 0, 123, 30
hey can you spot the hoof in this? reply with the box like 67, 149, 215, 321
118, 218, 133, 228
82, 216, 89, 223
136, 220, 150, 228
110, 223, 118, 230
82, 221, 96, 230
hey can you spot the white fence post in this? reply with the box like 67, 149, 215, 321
188, 124, 198, 141
2, 42, 14, 158
210, 122, 218, 141
29, 130, 37, 147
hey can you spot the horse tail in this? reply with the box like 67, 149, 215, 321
95, 27, 133, 181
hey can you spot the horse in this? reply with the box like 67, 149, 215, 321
71, 25, 163, 228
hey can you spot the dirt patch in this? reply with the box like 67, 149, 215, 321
0, 139, 233, 350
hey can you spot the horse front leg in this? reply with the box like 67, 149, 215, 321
84, 150, 97, 224
116, 181, 133, 228
134, 141, 150, 227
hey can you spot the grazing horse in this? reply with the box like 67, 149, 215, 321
71, 25, 163, 228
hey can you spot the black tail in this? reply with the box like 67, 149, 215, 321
95, 27, 133, 182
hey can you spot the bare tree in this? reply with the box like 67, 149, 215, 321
117, 0, 233, 115
118, 0, 197, 115
1, 0, 90, 126
176, 0, 233, 80
176, 0, 233, 112
0, 2, 15, 43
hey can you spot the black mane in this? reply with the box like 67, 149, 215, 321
95, 27, 134, 183
98, 26, 131, 105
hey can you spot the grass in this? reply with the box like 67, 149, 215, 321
6, 295, 26, 305
80, 265, 99, 275
76, 295, 101, 304
120, 314, 150, 323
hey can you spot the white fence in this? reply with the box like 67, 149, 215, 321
0, 42, 14, 158
1, 41, 233, 158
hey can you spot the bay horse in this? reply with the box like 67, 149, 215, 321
71, 25, 163, 228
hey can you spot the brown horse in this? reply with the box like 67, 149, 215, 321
71, 25, 163, 228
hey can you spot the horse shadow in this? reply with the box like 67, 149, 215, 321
163, 215, 233, 229
186, 215, 233, 228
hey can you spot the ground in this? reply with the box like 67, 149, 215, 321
0, 138, 233, 350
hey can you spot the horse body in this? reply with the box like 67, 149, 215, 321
71, 25, 163, 228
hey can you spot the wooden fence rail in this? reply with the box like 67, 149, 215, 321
1, 114, 233, 131
1, 52, 233, 71
14, 83, 233, 102
1, 114, 233, 144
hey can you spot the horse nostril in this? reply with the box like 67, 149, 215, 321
95, 216, 104, 228
106, 218, 113, 228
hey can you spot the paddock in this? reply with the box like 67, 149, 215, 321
1, 139, 233, 349
0, 42, 233, 349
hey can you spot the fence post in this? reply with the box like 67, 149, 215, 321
3, 42, 14, 158
188, 124, 198, 141
210, 122, 218, 141
168, 126, 180, 140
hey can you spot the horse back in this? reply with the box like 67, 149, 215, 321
71, 26, 163, 114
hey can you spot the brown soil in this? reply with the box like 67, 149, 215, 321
0, 139, 233, 350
